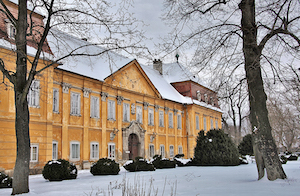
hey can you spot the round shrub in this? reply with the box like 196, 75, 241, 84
90, 158, 120, 175
42, 159, 77, 181
238, 134, 254, 156
152, 155, 176, 169
0, 172, 12, 188
124, 157, 155, 172
193, 129, 240, 166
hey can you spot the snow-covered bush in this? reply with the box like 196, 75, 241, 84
152, 155, 176, 169
0, 172, 12, 188
174, 154, 184, 158
193, 129, 240, 166
90, 158, 120, 175
280, 155, 288, 164
124, 157, 155, 172
238, 134, 253, 156
42, 159, 77, 181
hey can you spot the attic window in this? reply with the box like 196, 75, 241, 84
5, 19, 16, 39
196, 90, 201, 101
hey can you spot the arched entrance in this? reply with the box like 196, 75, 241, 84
128, 133, 139, 160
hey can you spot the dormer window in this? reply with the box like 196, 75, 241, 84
5, 19, 16, 39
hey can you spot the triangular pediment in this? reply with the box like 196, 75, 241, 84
104, 60, 161, 98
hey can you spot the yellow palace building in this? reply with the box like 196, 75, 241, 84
0, 0, 222, 174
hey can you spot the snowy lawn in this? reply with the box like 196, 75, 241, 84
1, 160, 299, 196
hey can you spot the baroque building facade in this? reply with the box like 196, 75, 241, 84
0, 0, 222, 174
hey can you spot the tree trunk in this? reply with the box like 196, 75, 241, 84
239, 0, 286, 180
12, 0, 30, 194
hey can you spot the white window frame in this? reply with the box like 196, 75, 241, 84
90, 96, 100, 118
149, 144, 155, 159
177, 114, 182, 129
159, 110, 164, 127
53, 88, 59, 113
27, 80, 40, 107
123, 103, 130, 122
169, 145, 174, 158
160, 144, 165, 158
204, 117, 207, 131
7, 23, 16, 39
196, 115, 200, 130
107, 99, 116, 120
70, 92, 81, 115
70, 141, 80, 161
108, 143, 116, 159
148, 108, 154, 126
90, 142, 99, 160
30, 144, 39, 162
52, 141, 58, 160
178, 145, 183, 154
168, 112, 173, 128
215, 120, 218, 129
136, 105, 143, 124
211, 119, 214, 129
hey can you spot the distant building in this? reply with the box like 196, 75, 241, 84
0, 0, 222, 174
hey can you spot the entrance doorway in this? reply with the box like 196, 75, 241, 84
128, 133, 139, 160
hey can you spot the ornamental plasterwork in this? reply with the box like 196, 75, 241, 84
131, 103, 135, 114
116, 96, 124, 105
101, 92, 108, 101
164, 107, 169, 114
62, 82, 71, 94
154, 105, 159, 112
83, 88, 91, 98
143, 102, 149, 110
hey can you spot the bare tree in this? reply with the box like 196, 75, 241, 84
162, 0, 300, 180
0, 0, 146, 194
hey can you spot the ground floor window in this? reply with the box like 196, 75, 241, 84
30, 144, 39, 162
149, 144, 155, 158
52, 141, 58, 160
160, 144, 165, 158
90, 142, 99, 160
108, 143, 115, 159
178, 145, 183, 154
70, 141, 80, 161
169, 145, 174, 158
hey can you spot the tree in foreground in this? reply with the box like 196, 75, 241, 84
162, 0, 300, 180
0, 0, 145, 194
193, 129, 240, 166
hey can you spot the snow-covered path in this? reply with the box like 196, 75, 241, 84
1, 161, 299, 196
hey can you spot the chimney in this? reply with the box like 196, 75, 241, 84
153, 59, 163, 75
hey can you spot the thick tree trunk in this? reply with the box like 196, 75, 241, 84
12, 0, 30, 194
239, 0, 286, 180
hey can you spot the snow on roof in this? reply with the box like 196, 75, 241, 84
8, 0, 44, 16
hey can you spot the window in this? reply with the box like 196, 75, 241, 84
108, 143, 115, 159
160, 145, 165, 158
215, 120, 218, 129
148, 108, 154, 125
7, 23, 16, 39
178, 146, 183, 154
149, 144, 155, 158
70, 142, 80, 161
211, 119, 214, 129
159, 110, 164, 127
107, 100, 116, 120
168, 112, 173, 128
169, 145, 174, 158
123, 103, 130, 122
90, 96, 99, 118
90, 142, 99, 160
136, 105, 143, 124
203, 117, 207, 131
196, 115, 200, 130
30, 144, 39, 162
53, 88, 59, 112
52, 141, 58, 160
27, 80, 40, 107
177, 114, 182, 129
71, 92, 81, 115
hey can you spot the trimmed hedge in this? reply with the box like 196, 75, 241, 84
42, 159, 77, 181
193, 129, 240, 166
152, 155, 176, 169
0, 172, 12, 188
124, 157, 155, 172
90, 158, 120, 175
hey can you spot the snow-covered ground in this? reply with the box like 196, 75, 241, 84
1, 160, 299, 196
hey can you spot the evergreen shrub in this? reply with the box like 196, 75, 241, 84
42, 159, 77, 181
0, 172, 12, 188
238, 134, 254, 156
152, 155, 176, 169
90, 158, 120, 175
193, 129, 240, 166
124, 157, 155, 172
